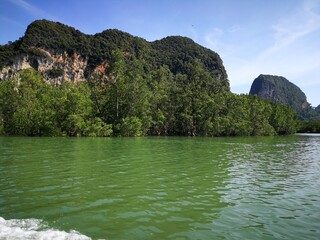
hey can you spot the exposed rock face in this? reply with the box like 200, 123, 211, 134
249, 74, 309, 115
0, 56, 31, 81
0, 48, 87, 84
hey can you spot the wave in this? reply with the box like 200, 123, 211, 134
0, 217, 91, 240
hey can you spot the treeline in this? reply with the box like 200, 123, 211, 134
0, 69, 112, 136
298, 121, 320, 133
0, 50, 297, 137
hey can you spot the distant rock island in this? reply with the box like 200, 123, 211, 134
249, 74, 320, 120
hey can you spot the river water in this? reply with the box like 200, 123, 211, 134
0, 135, 319, 239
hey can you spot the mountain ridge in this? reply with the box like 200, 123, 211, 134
0, 19, 228, 89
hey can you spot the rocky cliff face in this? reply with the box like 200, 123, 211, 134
249, 74, 310, 117
0, 48, 87, 84
0, 55, 31, 81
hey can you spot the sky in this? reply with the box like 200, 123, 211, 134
1, 0, 320, 106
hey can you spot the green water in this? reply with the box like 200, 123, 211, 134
0, 135, 320, 239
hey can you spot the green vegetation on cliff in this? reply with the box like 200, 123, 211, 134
249, 74, 320, 121
0, 20, 228, 86
0, 20, 298, 136
249, 74, 308, 116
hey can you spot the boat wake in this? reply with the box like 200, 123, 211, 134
0, 217, 91, 240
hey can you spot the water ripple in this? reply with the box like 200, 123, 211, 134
0, 136, 320, 239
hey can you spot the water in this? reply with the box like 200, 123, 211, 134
0, 135, 319, 240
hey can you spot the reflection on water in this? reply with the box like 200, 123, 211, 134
0, 135, 320, 239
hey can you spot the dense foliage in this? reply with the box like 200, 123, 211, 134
0, 69, 112, 136
0, 54, 297, 137
298, 121, 320, 133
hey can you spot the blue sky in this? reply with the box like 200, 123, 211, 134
1, 0, 320, 106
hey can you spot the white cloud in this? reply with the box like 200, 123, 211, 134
225, 0, 320, 91
265, 0, 320, 56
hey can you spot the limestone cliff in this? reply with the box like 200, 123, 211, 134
249, 74, 311, 119
0, 48, 87, 84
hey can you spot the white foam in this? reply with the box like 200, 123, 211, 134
0, 217, 91, 240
